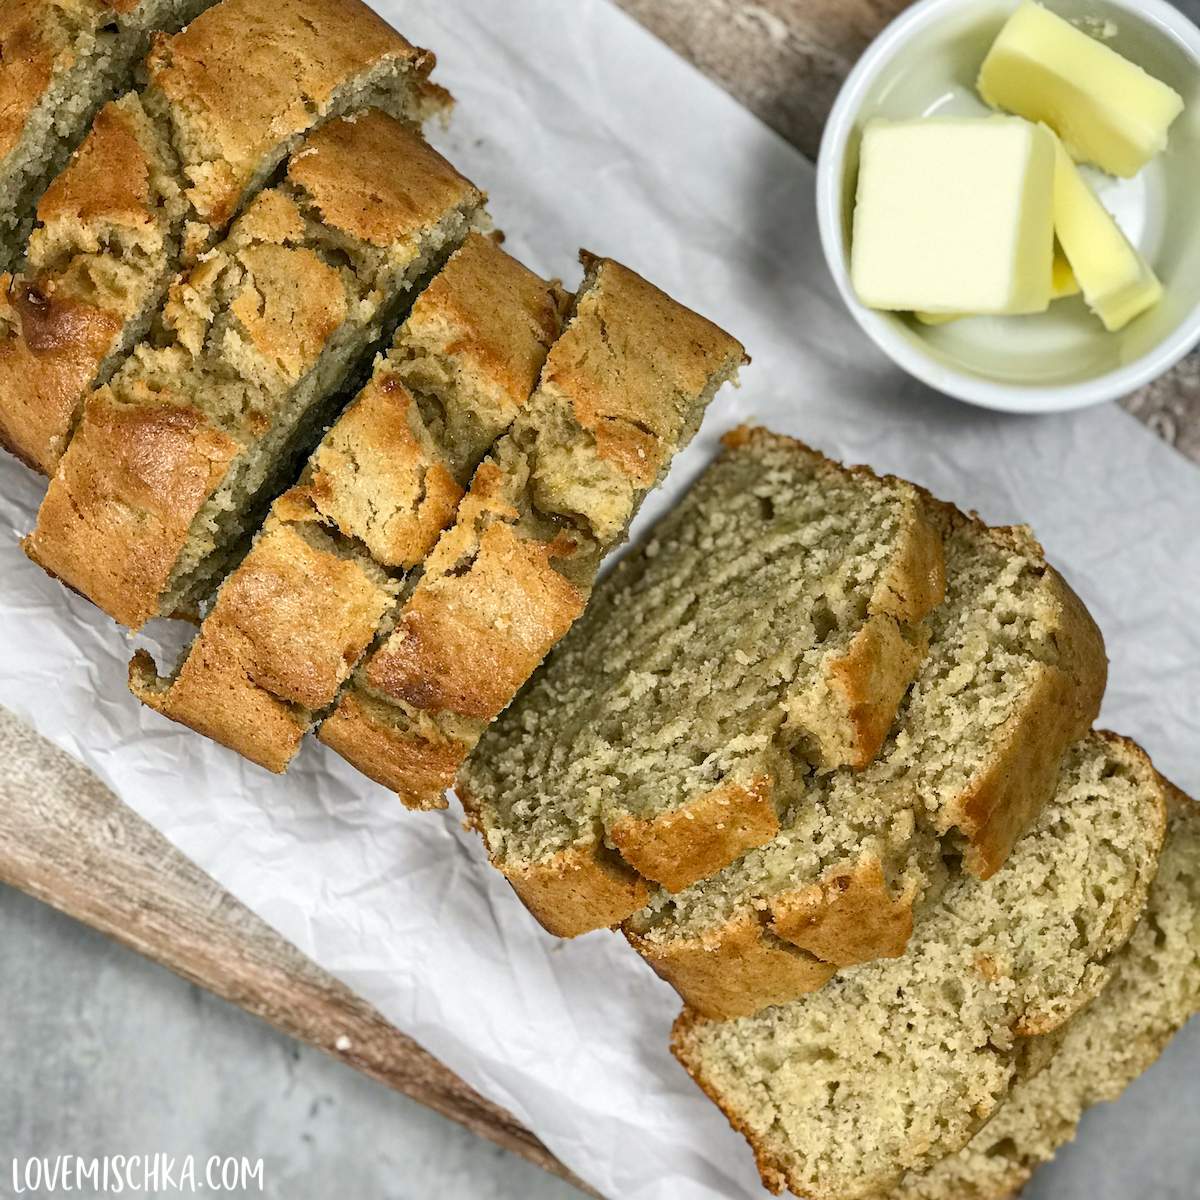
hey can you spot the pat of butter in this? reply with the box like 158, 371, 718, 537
1052, 137, 1162, 331
851, 117, 1055, 316
915, 249, 1078, 325
978, 1, 1184, 179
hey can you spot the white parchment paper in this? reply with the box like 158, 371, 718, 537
1, 3, 1198, 1197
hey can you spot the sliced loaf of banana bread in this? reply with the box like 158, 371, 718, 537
128, 234, 565, 771
0, 0, 443, 475
896, 786, 1200, 1200
319, 254, 749, 811
26, 112, 485, 630
0, 0, 215, 271
457, 428, 947, 934
671, 732, 1167, 1200
626, 504, 1107, 1017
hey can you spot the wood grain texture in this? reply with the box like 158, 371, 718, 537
0, 707, 596, 1199
2, 1, 1198, 1194
613, 0, 1200, 464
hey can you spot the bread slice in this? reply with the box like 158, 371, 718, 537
128, 234, 565, 771
671, 732, 1167, 1200
627, 505, 1107, 1017
0, 0, 443, 476
26, 112, 485, 630
896, 787, 1200, 1200
0, 92, 184, 473
456, 429, 947, 935
0, 0, 215, 271
319, 254, 749, 811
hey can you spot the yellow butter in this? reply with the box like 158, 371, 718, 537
1052, 137, 1162, 331
914, 249, 1077, 325
852, 117, 1055, 316
978, 1, 1184, 179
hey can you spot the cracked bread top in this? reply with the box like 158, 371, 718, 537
671, 732, 1167, 1200
144, 0, 439, 232
128, 235, 562, 771
319, 254, 748, 810
0, 91, 184, 472
26, 112, 484, 630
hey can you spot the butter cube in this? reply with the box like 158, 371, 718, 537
1052, 136, 1162, 331
979, 1, 1183, 178
851, 117, 1056, 316
914, 248, 1078, 325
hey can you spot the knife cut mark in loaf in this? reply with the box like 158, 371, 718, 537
0, 0, 444, 475
671, 732, 1167, 1200
128, 234, 566, 771
457, 428, 948, 933
0, 0, 218, 273
26, 111, 485, 630
627, 503, 1107, 1017
319, 254, 749, 812
896, 788, 1200, 1200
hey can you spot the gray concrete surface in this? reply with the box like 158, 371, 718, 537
0, 886, 579, 1200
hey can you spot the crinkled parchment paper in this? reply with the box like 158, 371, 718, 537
0, 3, 1197, 1197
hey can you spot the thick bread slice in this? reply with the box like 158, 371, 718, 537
896, 787, 1200, 1200
0, 0, 443, 477
627, 505, 1107, 1017
0, 92, 183, 473
671, 732, 1167, 1200
0, 0, 215, 272
320, 254, 748, 811
26, 112, 485, 630
457, 428, 947, 935
129, 234, 565, 771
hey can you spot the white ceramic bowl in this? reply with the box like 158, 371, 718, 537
816, 0, 1200, 412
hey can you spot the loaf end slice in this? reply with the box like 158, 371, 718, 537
628, 504, 1106, 1016
897, 781, 1200, 1200
129, 236, 563, 770
321, 254, 749, 811
26, 113, 485, 631
671, 732, 1166, 1200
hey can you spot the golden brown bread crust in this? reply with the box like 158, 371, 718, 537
631, 855, 914, 1021
607, 777, 780, 894
293, 374, 463, 571
542, 253, 746, 501
401, 230, 567, 433
25, 389, 240, 629
318, 689, 469, 810
286, 109, 478, 263
145, 0, 434, 229
362, 485, 586, 723
628, 914, 837, 1020
0, 95, 174, 473
129, 516, 393, 771
769, 854, 918, 966
452, 780, 658, 938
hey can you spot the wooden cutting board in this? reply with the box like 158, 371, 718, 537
2, 2, 1197, 1195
